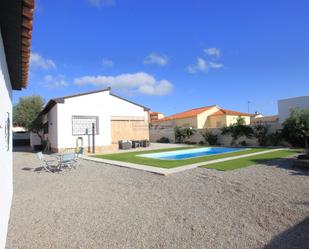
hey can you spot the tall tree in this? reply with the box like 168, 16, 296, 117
282, 108, 309, 155
13, 95, 45, 141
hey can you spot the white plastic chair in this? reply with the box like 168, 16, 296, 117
58, 153, 76, 170
36, 152, 58, 173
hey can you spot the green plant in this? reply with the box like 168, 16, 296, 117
282, 108, 309, 155
174, 127, 196, 143
253, 123, 269, 146
201, 129, 218, 145
221, 117, 253, 145
267, 131, 282, 146
157, 137, 170, 143
240, 140, 247, 146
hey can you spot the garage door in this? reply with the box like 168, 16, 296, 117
111, 120, 149, 144
13, 132, 30, 146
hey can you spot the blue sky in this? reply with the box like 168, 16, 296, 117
14, 0, 309, 116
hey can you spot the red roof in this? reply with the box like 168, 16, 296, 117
154, 106, 252, 123
210, 108, 252, 117
154, 105, 216, 122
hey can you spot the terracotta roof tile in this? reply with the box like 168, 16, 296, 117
154, 106, 252, 123
251, 115, 279, 123
21, 0, 35, 88
154, 105, 216, 122
210, 108, 252, 117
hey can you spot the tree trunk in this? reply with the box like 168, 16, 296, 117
36, 132, 44, 146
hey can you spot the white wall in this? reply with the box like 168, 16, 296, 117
109, 94, 149, 120
278, 95, 309, 123
47, 105, 58, 148
48, 91, 148, 149
0, 31, 13, 249
52, 91, 149, 150
29, 132, 41, 148
56, 91, 111, 150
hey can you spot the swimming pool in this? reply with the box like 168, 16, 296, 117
138, 147, 247, 160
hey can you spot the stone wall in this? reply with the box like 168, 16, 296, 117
51, 144, 117, 154
150, 127, 260, 146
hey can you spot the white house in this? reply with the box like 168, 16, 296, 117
278, 95, 309, 123
0, 1, 34, 249
34, 88, 150, 153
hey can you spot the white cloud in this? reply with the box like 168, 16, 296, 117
30, 52, 56, 70
74, 72, 173, 96
138, 80, 172, 96
204, 47, 221, 57
144, 53, 168, 66
43, 74, 69, 89
187, 57, 209, 74
87, 0, 115, 7
208, 62, 224, 69
102, 58, 114, 67
187, 58, 224, 74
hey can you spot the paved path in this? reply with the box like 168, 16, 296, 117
83, 148, 284, 175
6, 151, 309, 249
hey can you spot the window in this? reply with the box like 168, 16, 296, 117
72, 116, 99, 135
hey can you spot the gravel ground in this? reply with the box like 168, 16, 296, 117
6, 150, 309, 249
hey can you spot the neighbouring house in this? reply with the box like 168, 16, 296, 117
149, 111, 165, 123
250, 112, 264, 120
152, 105, 252, 128
0, 1, 34, 249
31, 88, 150, 153
251, 115, 279, 125
278, 95, 309, 123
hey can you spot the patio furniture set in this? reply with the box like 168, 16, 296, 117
36, 148, 84, 173
118, 140, 150, 150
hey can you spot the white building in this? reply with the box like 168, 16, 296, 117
278, 95, 309, 123
34, 88, 150, 153
0, 1, 34, 249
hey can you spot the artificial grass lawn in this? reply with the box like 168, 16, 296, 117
93, 147, 271, 169
202, 149, 299, 171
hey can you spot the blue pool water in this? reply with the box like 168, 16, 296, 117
138, 147, 247, 160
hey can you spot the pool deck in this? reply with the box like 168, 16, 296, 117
82, 148, 285, 175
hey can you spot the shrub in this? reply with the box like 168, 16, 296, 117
281, 108, 309, 155
221, 117, 253, 145
156, 137, 170, 143
239, 140, 247, 146
201, 129, 218, 145
253, 123, 269, 146
267, 131, 282, 146
199, 141, 205, 145
174, 127, 196, 143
